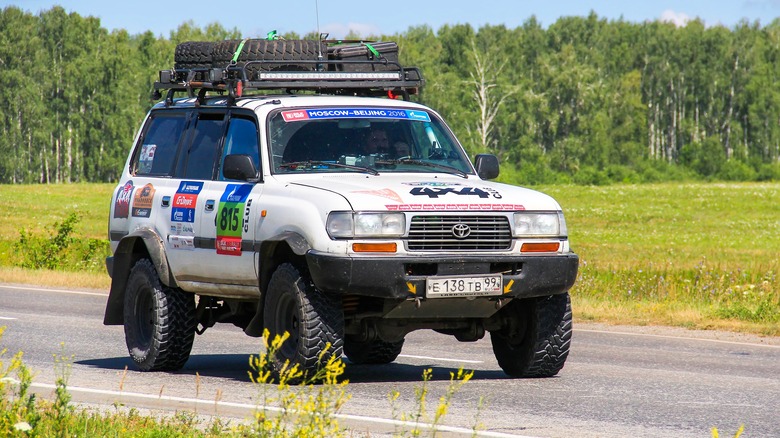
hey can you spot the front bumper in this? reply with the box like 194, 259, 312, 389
306, 251, 579, 300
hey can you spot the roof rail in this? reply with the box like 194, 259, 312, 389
153, 58, 425, 105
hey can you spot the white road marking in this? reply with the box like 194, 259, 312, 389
576, 328, 780, 349
399, 354, 483, 364
19, 380, 536, 438
0, 317, 17, 320
0, 284, 105, 297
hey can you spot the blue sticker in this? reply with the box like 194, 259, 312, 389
171, 181, 203, 223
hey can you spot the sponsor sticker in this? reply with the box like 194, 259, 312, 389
139, 144, 156, 174
281, 108, 430, 122
113, 181, 134, 219
170, 235, 195, 250
386, 204, 525, 211
216, 184, 253, 256
132, 183, 155, 218
171, 181, 203, 223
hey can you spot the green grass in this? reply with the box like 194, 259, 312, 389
1, 182, 778, 335
539, 182, 780, 335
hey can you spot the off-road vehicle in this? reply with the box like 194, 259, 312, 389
104, 39, 578, 377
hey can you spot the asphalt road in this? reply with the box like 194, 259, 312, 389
1, 283, 778, 437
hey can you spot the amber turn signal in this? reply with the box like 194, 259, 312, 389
520, 242, 560, 253
352, 242, 397, 253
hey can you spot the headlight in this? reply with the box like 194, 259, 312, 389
513, 212, 567, 237
327, 212, 406, 238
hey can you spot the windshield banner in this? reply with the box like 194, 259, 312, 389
281, 108, 430, 122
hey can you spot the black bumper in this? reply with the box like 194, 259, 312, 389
306, 251, 579, 300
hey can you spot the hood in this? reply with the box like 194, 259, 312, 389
285, 174, 561, 212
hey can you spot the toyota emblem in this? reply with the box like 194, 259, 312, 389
451, 223, 471, 239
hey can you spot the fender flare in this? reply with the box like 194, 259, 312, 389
244, 231, 312, 337
103, 229, 177, 325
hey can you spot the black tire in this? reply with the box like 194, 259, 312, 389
344, 336, 404, 365
490, 292, 572, 378
212, 39, 325, 78
174, 41, 214, 69
263, 263, 343, 377
123, 258, 196, 371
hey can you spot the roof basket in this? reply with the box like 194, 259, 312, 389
154, 40, 424, 105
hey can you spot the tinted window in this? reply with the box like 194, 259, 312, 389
183, 113, 225, 180
268, 109, 472, 175
132, 113, 186, 176
220, 117, 260, 180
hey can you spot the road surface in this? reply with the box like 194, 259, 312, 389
1, 283, 778, 437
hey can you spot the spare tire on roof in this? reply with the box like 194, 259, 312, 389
173, 41, 214, 70
211, 39, 326, 79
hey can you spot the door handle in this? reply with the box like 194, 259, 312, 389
161, 196, 170, 207
205, 200, 215, 212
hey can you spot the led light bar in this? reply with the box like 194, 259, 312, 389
258, 71, 402, 81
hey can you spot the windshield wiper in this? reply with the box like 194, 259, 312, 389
279, 160, 379, 176
375, 158, 469, 178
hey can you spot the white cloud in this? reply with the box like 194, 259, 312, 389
660, 9, 691, 27
320, 22, 382, 39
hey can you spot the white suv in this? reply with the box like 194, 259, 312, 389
104, 40, 578, 378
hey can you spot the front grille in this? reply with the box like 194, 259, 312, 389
407, 215, 512, 251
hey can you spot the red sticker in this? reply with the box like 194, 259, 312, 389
281, 110, 310, 122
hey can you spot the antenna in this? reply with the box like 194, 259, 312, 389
315, 0, 323, 64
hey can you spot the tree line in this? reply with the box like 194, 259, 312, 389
1, 6, 779, 184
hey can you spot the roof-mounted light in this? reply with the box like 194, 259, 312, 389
257, 71, 402, 81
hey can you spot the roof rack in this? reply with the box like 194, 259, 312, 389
153, 58, 425, 106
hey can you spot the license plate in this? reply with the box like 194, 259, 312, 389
426, 275, 503, 298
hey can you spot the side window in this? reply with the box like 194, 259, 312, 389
220, 117, 260, 180
131, 113, 187, 176
182, 113, 226, 180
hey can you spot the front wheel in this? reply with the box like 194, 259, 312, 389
123, 259, 196, 371
263, 263, 343, 377
490, 292, 572, 378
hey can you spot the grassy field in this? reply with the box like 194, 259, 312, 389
1, 182, 778, 335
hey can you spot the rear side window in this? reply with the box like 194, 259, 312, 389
182, 113, 226, 180
131, 113, 187, 176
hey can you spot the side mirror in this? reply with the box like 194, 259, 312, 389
222, 154, 258, 181
474, 154, 499, 180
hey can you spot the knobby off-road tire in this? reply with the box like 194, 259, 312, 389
490, 292, 572, 378
123, 258, 196, 371
344, 336, 404, 365
174, 41, 214, 69
211, 39, 325, 78
264, 263, 344, 378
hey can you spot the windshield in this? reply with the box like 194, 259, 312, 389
268, 107, 474, 175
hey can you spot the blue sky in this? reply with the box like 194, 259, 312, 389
4, 1, 780, 38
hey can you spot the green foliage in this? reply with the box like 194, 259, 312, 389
244, 330, 351, 437
387, 367, 478, 437
14, 211, 110, 272
1, 8, 780, 183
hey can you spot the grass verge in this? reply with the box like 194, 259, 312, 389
2, 181, 779, 335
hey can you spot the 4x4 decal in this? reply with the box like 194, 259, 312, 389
216, 184, 253, 256
409, 186, 502, 199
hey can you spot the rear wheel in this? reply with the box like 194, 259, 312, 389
344, 336, 404, 364
263, 263, 343, 378
490, 292, 572, 377
123, 259, 196, 371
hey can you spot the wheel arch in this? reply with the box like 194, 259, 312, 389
103, 229, 177, 325
244, 232, 311, 337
